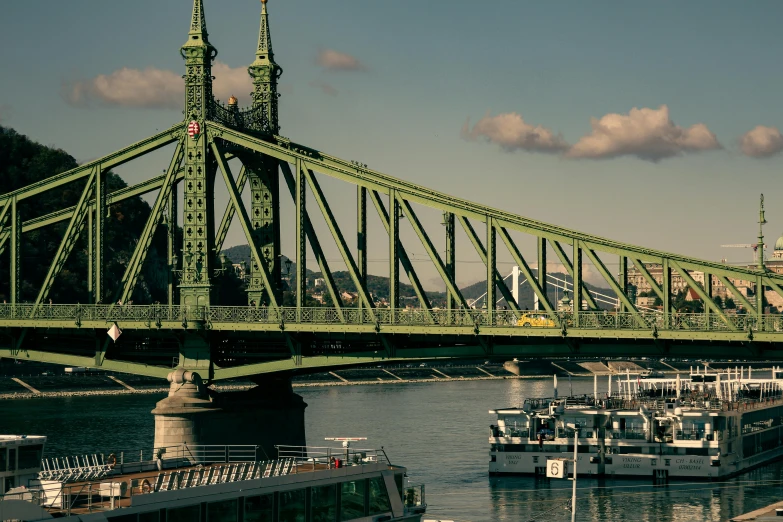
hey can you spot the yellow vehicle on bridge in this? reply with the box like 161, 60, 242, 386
517, 313, 556, 328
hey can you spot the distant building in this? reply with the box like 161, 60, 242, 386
625, 232, 783, 312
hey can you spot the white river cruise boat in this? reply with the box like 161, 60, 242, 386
489, 366, 783, 480
0, 436, 427, 522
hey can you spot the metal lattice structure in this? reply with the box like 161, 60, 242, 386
2, 0, 783, 380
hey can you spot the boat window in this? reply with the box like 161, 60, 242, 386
279, 488, 306, 522
138, 511, 160, 522
684, 448, 708, 456
311, 484, 336, 522
368, 477, 391, 515
17, 445, 43, 470
394, 474, 403, 500
0, 449, 5, 472
339, 479, 366, 521
168, 504, 200, 522
245, 494, 274, 522
208, 499, 238, 522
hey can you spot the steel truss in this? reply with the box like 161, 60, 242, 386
2, 0, 783, 379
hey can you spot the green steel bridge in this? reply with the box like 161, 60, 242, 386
2, 0, 783, 381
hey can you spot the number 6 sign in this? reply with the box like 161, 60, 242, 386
547, 459, 566, 478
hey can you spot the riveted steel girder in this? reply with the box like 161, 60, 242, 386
0, 348, 170, 379
549, 240, 598, 311
0, 125, 181, 203
34, 167, 97, 308
496, 223, 554, 320
369, 191, 431, 311
214, 165, 247, 254
669, 260, 730, 327
303, 165, 374, 314
459, 216, 520, 314
211, 139, 278, 310
208, 122, 783, 289
581, 242, 644, 327
279, 161, 344, 318
718, 274, 757, 316
396, 195, 467, 310
117, 140, 185, 304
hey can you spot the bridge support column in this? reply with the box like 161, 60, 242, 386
152, 369, 307, 462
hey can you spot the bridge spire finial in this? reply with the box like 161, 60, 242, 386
186, 0, 210, 45
249, 0, 281, 134
758, 193, 767, 270
257, 0, 274, 58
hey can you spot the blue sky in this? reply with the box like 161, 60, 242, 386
2, 1, 783, 289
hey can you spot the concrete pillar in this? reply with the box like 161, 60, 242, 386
151, 369, 218, 458
152, 370, 307, 462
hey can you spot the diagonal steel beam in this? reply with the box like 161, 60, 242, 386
214, 165, 247, 255
397, 195, 469, 310
33, 168, 97, 308
116, 140, 185, 305
303, 165, 375, 315
549, 240, 599, 310
669, 261, 732, 328
763, 276, 783, 308
0, 348, 170, 379
495, 223, 554, 320
210, 140, 279, 311
581, 242, 646, 327
211, 122, 783, 285
1, 124, 182, 203
629, 257, 665, 302
458, 216, 520, 313
717, 275, 757, 316
279, 161, 345, 317
368, 191, 431, 310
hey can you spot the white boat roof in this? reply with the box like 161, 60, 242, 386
0, 435, 46, 447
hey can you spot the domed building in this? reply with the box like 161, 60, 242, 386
772, 233, 783, 261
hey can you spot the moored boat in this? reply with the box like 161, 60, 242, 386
489, 366, 783, 480
0, 436, 427, 521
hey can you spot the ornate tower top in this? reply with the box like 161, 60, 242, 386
758, 193, 767, 270
249, 0, 281, 134
182, 0, 215, 53
181, 0, 217, 120
254, 0, 274, 61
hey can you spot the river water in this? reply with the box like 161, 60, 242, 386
3, 377, 783, 521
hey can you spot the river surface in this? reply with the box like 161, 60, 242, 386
3, 377, 783, 521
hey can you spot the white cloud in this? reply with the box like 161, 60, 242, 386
64, 62, 253, 109
566, 105, 721, 161
460, 112, 569, 153
739, 125, 783, 158
316, 49, 365, 72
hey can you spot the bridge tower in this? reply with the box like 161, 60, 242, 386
244, 0, 282, 306
179, 0, 218, 311
153, 0, 305, 458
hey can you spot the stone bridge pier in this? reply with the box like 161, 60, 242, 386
151, 369, 307, 461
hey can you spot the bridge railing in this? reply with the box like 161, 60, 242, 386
0, 304, 205, 322
0, 304, 781, 333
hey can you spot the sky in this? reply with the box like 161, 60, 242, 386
2, 0, 783, 291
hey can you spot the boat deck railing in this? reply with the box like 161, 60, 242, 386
516, 392, 783, 416
275, 445, 390, 468
39, 444, 261, 483
1, 458, 302, 518
4, 449, 377, 518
